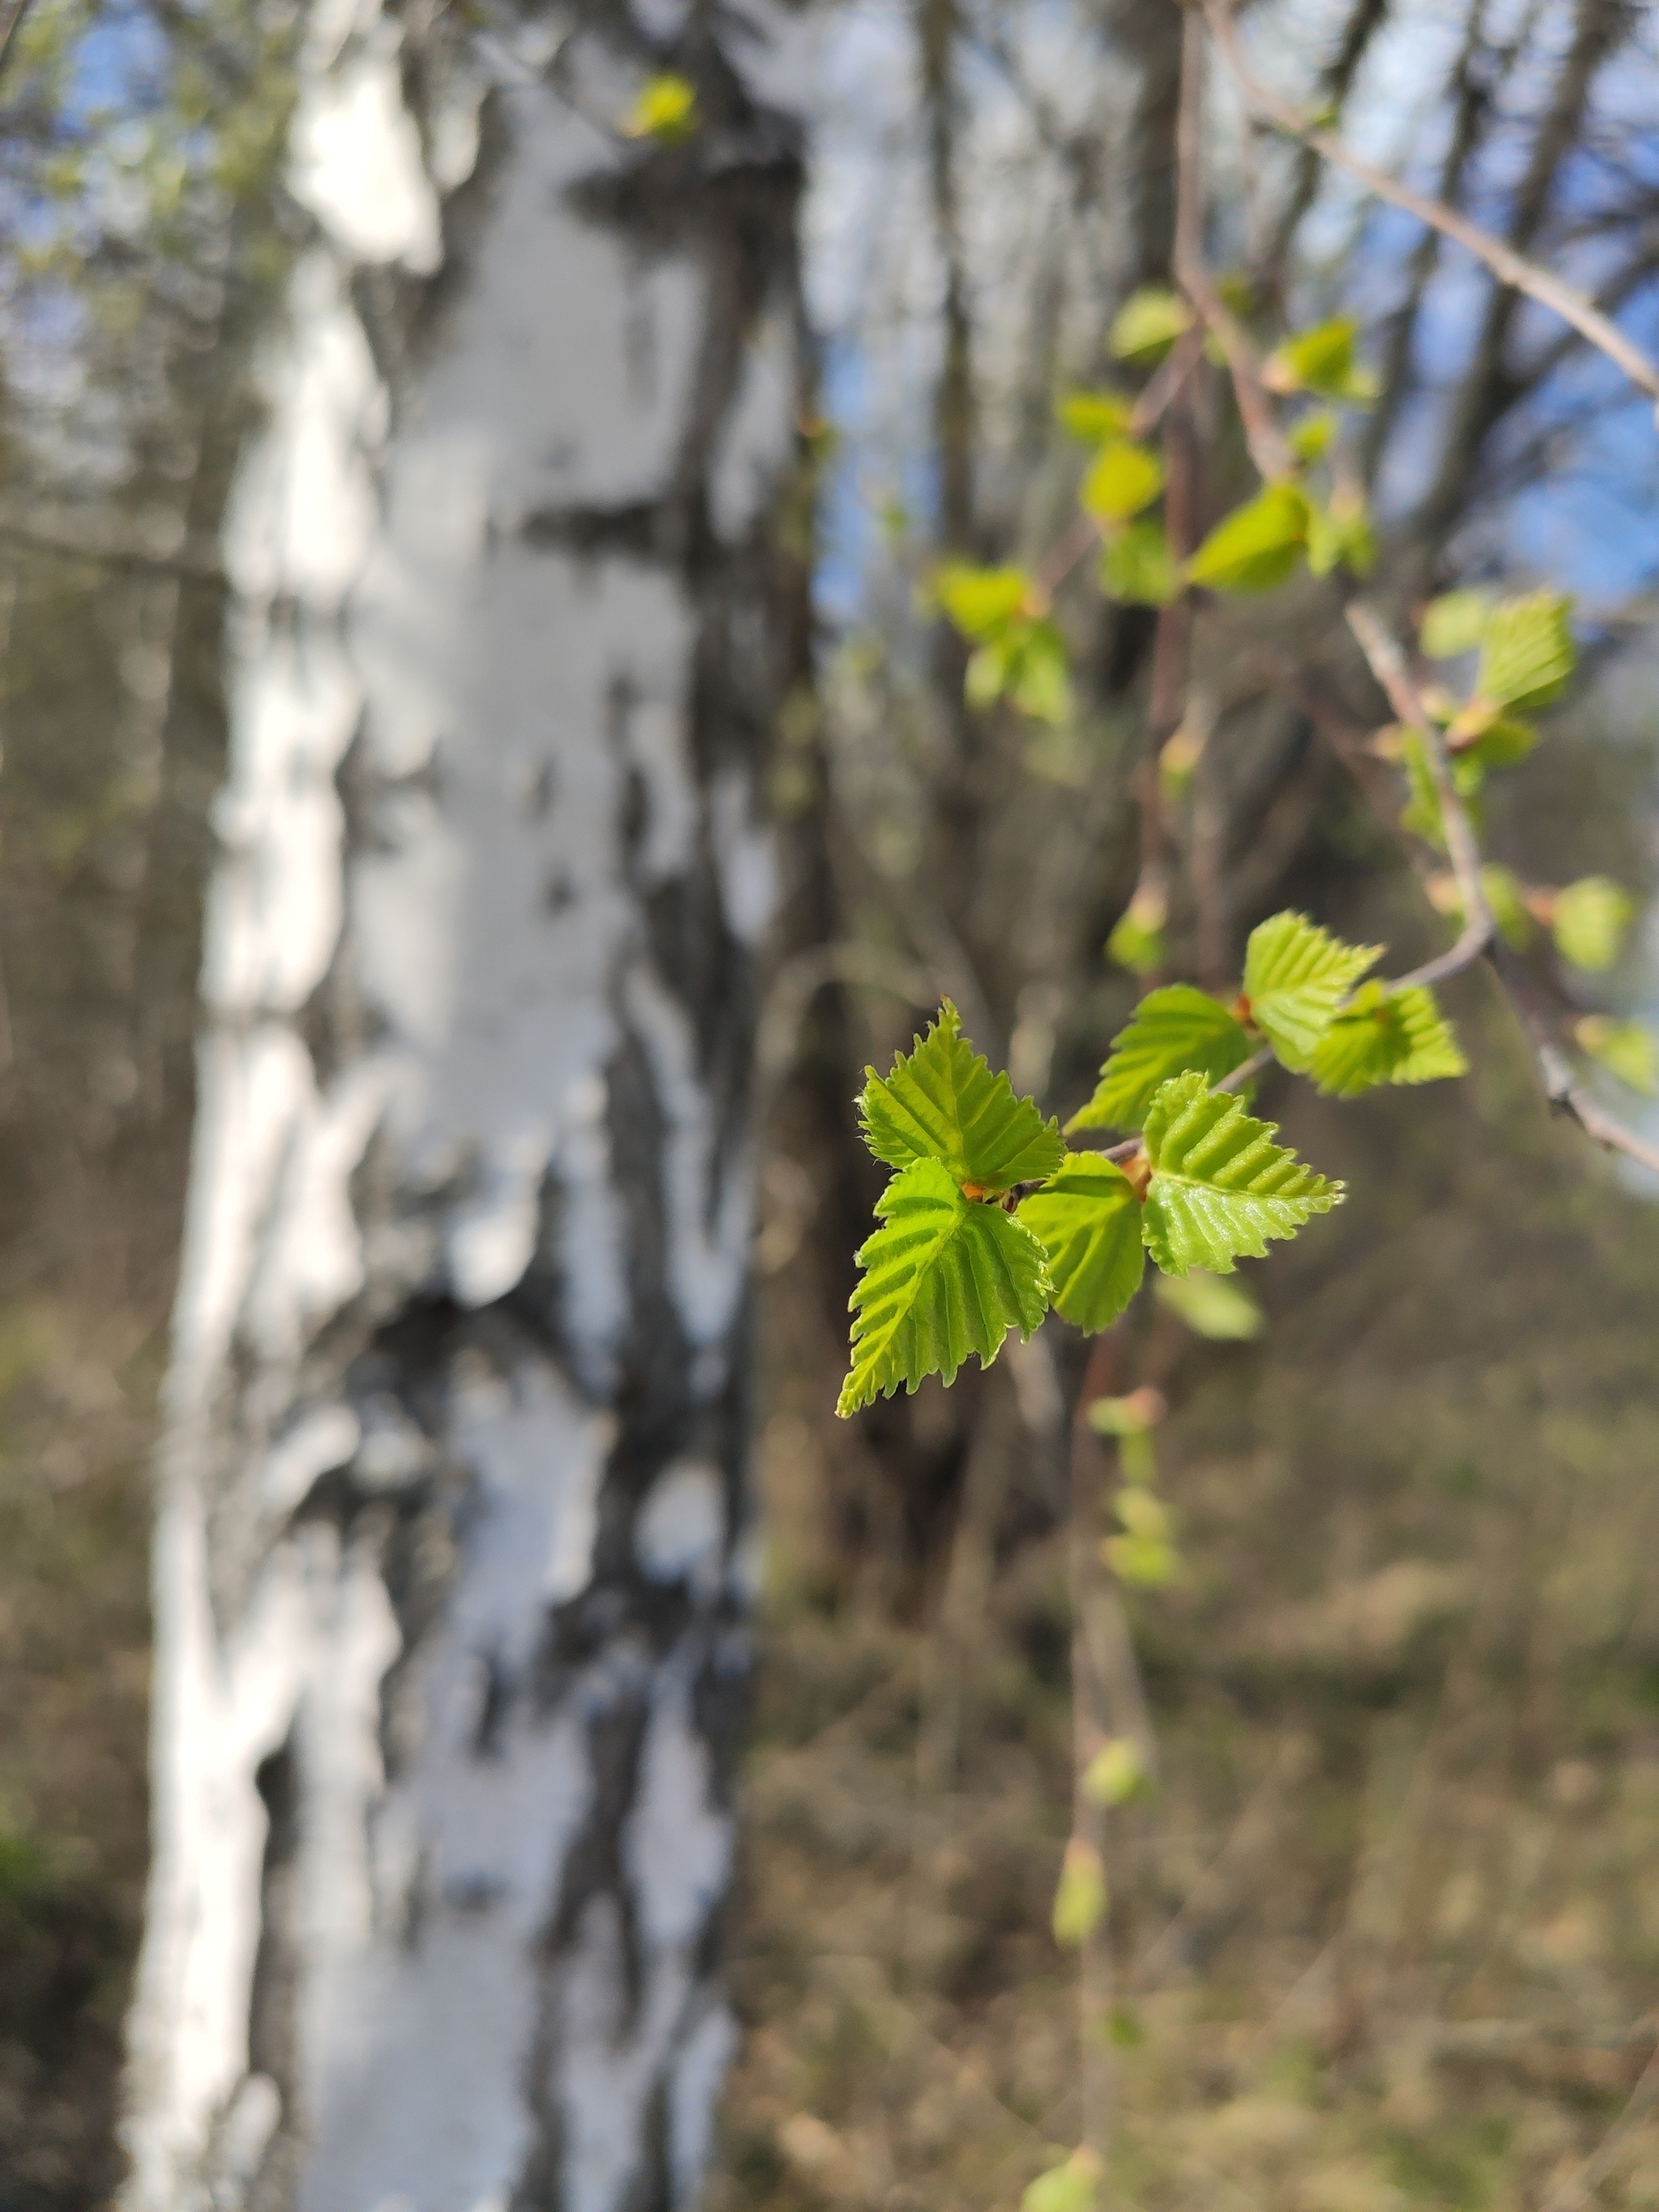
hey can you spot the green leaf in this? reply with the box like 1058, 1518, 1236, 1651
838, 1159, 1051, 1415
1420, 589, 1494, 660
1105, 1488, 1182, 1586
1007, 620, 1073, 726
1186, 483, 1311, 593
1082, 440, 1164, 522
1105, 884, 1167, 977
1100, 518, 1179, 606
1552, 876, 1633, 973
1058, 388, 1136, 444
1576, 1016, 1658, 1096
1052, 1839, 1109, 1947
1018, 1157, 1146, 1332
1242, 911, 1381, 1070
1288, 408, 1336, 464
936, 562, 1031, 641
1263, 316, 1380, 404
1306, 487, 1376, 578
1081, 1737, 1148, 1808
964, 638, 1013, 712
1452, 714, 1537, 774
1022, 2150, 1103, 2212
1398, 730, 1448, 850
622, 72, 699, 142
1475, 591, 1574, 714
1154, 1268, 1264, 1339
1481, 863, 1536, 948
1307, 981, 1468, 1097
1111, 286, 1194, 363
858, 1000, 1066, 1190
1068, 984, 1252, 1133
1140, 1072, 1344, 1276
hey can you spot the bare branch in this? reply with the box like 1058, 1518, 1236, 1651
1206, 0, 1659, 407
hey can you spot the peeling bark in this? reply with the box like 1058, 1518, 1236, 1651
119, 3, 805, 2206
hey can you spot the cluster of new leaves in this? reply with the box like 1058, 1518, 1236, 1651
836, 908, 1473, 1413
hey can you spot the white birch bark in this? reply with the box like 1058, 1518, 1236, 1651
120, 3, 805, 2205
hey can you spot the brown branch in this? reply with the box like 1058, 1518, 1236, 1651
1206, 0, 1659, 407
0, 0, 32, 75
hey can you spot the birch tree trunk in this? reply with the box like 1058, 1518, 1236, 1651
119, 3, 805, 2204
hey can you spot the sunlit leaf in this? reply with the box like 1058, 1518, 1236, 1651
1058, 389, 1136, 445
1552, 876, 1633, 973
1288, 409, 1336, 464
1186, 483, 1311, 593
1262, 316, 1380, 404
1082, 440, 1164, 522
1105, 882, 1167, 977
1307, 981, 1468, 1097
1576, 1016, 1658, 1095
1475, 590, 1575, 714
1100, 518, 1179, 606
1052, 1839, 1109, 1948
838, 1159, 1051, 1414
936, 562, 1032, 640
1420, 589, 1494, 660
1242, 910, 1381, 1071
859, 1000, 1065, 1190
1110, 286, 1194, 363
621, 71, 699, 142
1081, 1737, 1148, 1808
1306, 485, 1375, 578
1139, 1072, 1344, 1275
1018, 1156, 1146, 1332
1068, 984, 1252, 1133
1154, 1268, 1265, 1339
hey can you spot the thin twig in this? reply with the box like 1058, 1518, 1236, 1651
1205, 0, 1659, 408
1336, 606, 1659, 1178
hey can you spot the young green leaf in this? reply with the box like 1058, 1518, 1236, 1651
1474, 590, 1574, 714
1057, 388, 1134, 444
1110, 286, 1193, 362
1576, 1016, 1658, 1096
1482, 863, 1537, 948
1154, 1268, 1264, 1340
1451, 714, 1537, 774
1397, 730, 1449, 850
1007, 620, 1073, 726
1242, 910, 1381, 1070
1186, 483, 1311, 593
1068, 984, 1252, 1133
1099, 518, 1179, 606
1288, 408, 1336, 464
1262, 317, 1380, 404
838, 1159, 1051, 1415
1305, 486, 1376, 578
1021, 2149, 1104, 2212
1307, 981, 1468, 1097
1419, 588, 1494, 660
1105, 1485, 1180, 1586
1139, 1072, 1344, 1276
1018, 1156, 1146, 1333
1105, 883, 1167, 977
1052, 1838, 1109, 1947
621, 72, 699, 142
1081, 440, 1164, 523
936, 562, 1032, 641
1551, 876, 1633, 972
859, 1000, 1066, 1190
1081, 1737, 1147, 1808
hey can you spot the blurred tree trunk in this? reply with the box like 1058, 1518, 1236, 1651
119, 2, 804, 2205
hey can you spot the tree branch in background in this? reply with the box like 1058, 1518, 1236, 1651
0, 0, 32, 76
1205, 0, 1659, 408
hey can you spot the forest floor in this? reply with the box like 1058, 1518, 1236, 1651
711, 1034, 1659, 2212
